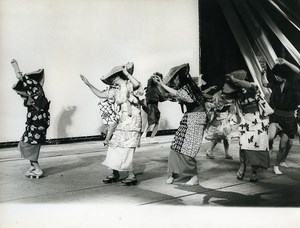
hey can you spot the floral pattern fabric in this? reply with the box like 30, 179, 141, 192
20, 75, 50, 144
171, 112, 206, 158
102, 81, 143, 171
205, 91, 239, 141
98, 98, 119, 125
238, 85, 270, 151
170, 86, 207, 158
105, 81, 143, 148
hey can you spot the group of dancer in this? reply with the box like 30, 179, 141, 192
11, 58, 300, 186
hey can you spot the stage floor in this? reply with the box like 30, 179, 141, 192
1, 135, 300, 207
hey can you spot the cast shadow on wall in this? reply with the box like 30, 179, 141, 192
56, 106, 77, 138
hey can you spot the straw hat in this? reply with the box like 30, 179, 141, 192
13, 69, 45, 92
224, 69, 247, 93
163, 63, 190, 85
226, 69, 247, 80
101, 62, 134, 85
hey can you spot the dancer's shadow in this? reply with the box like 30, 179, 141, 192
56, 106, 77, 138
174, 174, 300, 207
133, 153, 169, 178
175, 183, 265, 206
42, 154, 106, 176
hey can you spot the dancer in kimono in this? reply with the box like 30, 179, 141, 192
153, 63, 207, 186
97, 86, 119, 146
267, 58, 300, 174
11, 59, 50, 179
81, 62, 143, 186
204, 84, 239, 160
226, 70, 273, 182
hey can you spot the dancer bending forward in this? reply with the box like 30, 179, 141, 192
154, 63, 207, 186
226, 70, 273, 182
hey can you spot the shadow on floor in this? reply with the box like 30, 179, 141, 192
42, 154, 106, 176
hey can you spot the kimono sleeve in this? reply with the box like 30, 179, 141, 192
175, 87, 194, 103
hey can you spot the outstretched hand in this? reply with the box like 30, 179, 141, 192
11, 59, 23, 80
80, 74, 89, 85
11, 59, 18, 65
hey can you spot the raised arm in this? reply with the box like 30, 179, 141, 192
276, 58, 300, 73
80, 74, 108, 98
260, 66, 270, 88
152, 75, 178, 96
122, 66, 140, 90
226, 74, 255, 91
11, 59, 23, 80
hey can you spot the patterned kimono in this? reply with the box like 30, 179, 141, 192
205, 91, 239, 142
98, 97, 119, 125
168, 85, 207, 176
237, 84, 273, 168
102, 81, 143, 171
16, 74, 50, 161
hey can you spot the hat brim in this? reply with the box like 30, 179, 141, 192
12, 80, 25, 92
164, 63, 190, 85
227, 70, 247, 81
13, 69, 45, 92
101, 63, 134, 85
26, 69, 45, 83
223, 81, 240, 93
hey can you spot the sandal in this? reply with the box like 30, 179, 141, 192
103, 175, 119, 184
26, 169, 43, 179
25, 166, 35, 177
121, 178, 138, 186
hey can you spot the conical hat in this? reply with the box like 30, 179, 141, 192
227, 69, 247, 80
224, 69, 247, 93
101, 62, 134, 85
163, 63, 190, 85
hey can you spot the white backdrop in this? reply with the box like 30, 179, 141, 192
0, 0, 199, 142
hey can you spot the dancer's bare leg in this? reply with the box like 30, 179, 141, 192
104, 123, 117, 145
150, 123, 159, 138
224, 139, 232, 159
206, 141, 217, 159
237, 149, 246, 180
280, 138, 293, 167
268, 123, 278, 153
274, 134, 290, 175
142, 123, 150, 138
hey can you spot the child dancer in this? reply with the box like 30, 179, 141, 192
141, 72, 166, 142
97, 86, 119, 146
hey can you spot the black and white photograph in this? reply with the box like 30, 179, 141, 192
0, 0, 300, 227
